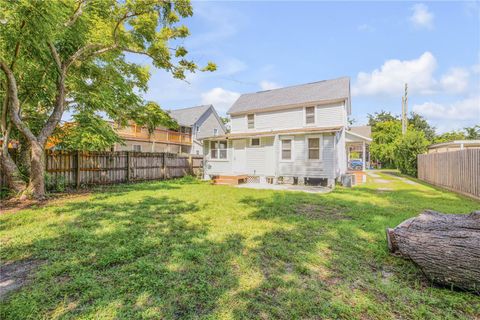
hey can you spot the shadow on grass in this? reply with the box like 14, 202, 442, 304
89, 176, 203, 200
1, 194, 244, 319
1, 181, 478, 319
232, 190, 479, 319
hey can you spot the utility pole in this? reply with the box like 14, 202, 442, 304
402, 83, 408, 135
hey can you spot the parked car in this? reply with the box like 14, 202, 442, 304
349, 159, 363, 170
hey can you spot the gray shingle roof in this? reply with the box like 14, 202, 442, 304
228, 77, 350, 115
349, 125, 372, 139
169, 105, 212, 126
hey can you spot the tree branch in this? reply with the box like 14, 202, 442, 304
48, 42, 63, 74
64, 0, 86, 27
38, 67, 66, 145
0, 61, 37, 143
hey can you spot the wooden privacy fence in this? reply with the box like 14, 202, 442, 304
1, 151, 202, 190
417, 149, 480, 200
44, 151, 203, 189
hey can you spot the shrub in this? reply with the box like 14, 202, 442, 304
45, 173, 66, 193
393, 130, 429, 176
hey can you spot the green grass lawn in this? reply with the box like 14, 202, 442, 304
1, 171, 479, 319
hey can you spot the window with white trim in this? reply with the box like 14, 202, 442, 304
308, 138, 320, 160
247, 114, 255, 129
281, 139, 292, 160
210, 140, 227, 159
132, 144, 142, 152
305, 106, 315, 124
213, 128, 218, 136
251, 138, 260, 146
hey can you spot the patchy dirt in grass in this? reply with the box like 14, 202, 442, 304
377, 187, 393, 192
373, 179, 390, 184
295, 204, 348, 220
0, 192, 91, 215
0, 259, 45, 300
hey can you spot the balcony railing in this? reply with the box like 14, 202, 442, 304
117, 127, 192, 145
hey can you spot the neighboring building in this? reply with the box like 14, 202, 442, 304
202, 77, 354, 187
113, 104, 226, 154
113, 122, 192, 154
346, 125, 372, 170
169, 105, 227, 155
427, 140, 480, 154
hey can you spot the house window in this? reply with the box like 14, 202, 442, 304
305, 106, 315, 124
213, 128, 218, 136
251, 138, 260, 146
132, 144, 142, 152
247, 114, 255, 129
308, 138, 320, 160
210, 140, 227, 159
134, 125, 142, 133
281, 139, 292, 160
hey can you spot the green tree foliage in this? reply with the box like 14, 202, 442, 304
434, 131, 466, 143
133, 102, 178, 135
393, 130, 429, 176
56, 112, 122, 151
370, 120, 402, 168
0, 0, 215, 198
408, 112, 436, 141
367, 110, 397, 127
464, 125, 480, 140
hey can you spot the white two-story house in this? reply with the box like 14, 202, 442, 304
203, 77, 352, 187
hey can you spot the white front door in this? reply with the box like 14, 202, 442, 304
232, 139, 247, 173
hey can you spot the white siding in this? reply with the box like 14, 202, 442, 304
196, 108, 226, 139
335, 129, 347, 176
230, 102, 346, 133
278, 133, 336, 178
203, 140, 233, 176
316, 103, 346, 127
245, 136, 275, 176
254, 108, 304, 131
231, 115, 247, 132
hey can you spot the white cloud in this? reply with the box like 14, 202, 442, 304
352, 52, 437, 96
201, 87, 240, 114
410, 3, 434, 29
440, 68, 470, 93
357, 24, 375, 32
413, 96, 480, 121
259, 80, 281, 90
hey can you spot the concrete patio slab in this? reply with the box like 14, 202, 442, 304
236, 183, 331, 194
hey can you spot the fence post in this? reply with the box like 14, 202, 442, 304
188, 155, 193, 175
126, 151, 131, 182
76, 151, 81, 189
162, 152, 166, 179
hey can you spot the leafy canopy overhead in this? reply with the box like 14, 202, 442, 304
0, 0, 215, 142
55, 112, 123, 151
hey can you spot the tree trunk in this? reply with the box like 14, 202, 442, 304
386, 210, 480, 293
28, 141, 46, 200
18, 136, 31, 178
0, 150, 26, 194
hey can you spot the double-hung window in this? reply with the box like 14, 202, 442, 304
305, 106, 315, 125
308, 138, 320, 160
281, 139, 292, 160
132, 144, 142, 152
247, 114, 255, 129
210, 140, 227, 159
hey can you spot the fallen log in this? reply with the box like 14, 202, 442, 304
386, 210, 480, 293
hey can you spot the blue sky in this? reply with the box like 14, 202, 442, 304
135, 1, 480, 133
